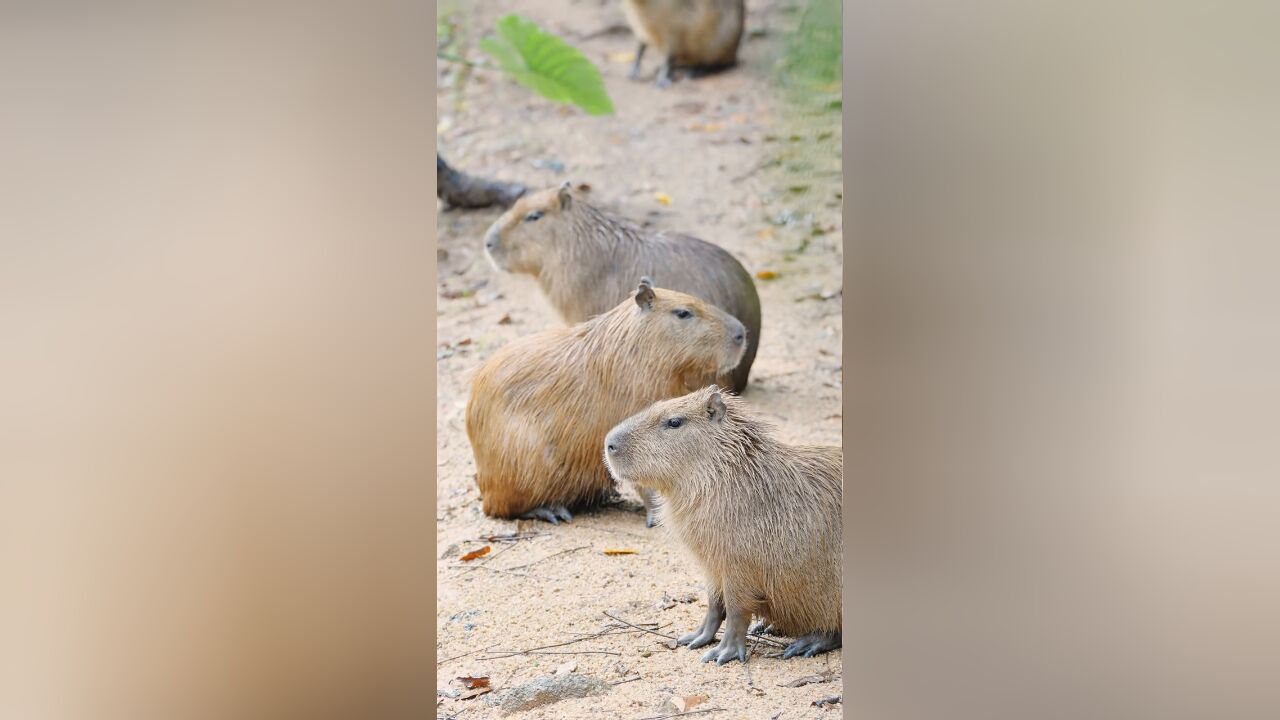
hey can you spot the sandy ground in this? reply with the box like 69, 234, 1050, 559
436, 1, 842, 717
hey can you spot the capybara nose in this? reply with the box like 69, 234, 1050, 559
607, 442, 618, 454
483, 229, 499, 251
733, 331, 745, 345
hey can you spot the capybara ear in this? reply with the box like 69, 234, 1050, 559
706, 388, 727, 422
635, 280, 655, 310
557, 181, 573, 210
639, 275, 654, 287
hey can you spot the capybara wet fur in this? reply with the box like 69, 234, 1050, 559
604, 385, 842, 663
623, 0, 745, 86
483, 182, 761, 394
466, 280, 747, 524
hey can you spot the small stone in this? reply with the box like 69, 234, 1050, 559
484, 674, 610, 714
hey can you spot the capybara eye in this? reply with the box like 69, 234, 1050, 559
524, 210, 544, 222
666, 417, 685, 429
672, 308, 692, 319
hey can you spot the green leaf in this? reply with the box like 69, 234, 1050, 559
479, 14, 614, 116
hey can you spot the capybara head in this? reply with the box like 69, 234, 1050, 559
482, 181, 578, 274
605, 384, 747, 494
626, 279, 747, 381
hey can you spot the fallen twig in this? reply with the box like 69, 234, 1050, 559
454, 565, 568, 581
437, 643, 499, 667
474, 627, 629, 660
602, 611, 678, 641
478, 531, 547, 543
611, 675, 642, 686
480, 649, 620, 660
635, 708, 725, 720
501, 545, 590, 571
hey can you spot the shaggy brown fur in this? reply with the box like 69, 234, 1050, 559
622, 0, 745, 86
466, 281, 747, 524
483, 183, 761, 394
604, 386, 842, 664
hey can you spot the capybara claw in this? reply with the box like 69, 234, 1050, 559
678, 630, 715, 649
701, 642, 746, 665
749, 621, 777, 636
521, 505, 572, 525
782, 630, 841, 659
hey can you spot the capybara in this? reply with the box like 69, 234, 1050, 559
467, 280, 747, 524
622, 0, 746, 86
604, 385, 842, 663
482, 182, 761, 394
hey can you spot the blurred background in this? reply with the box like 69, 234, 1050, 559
1, 1, 1277, 719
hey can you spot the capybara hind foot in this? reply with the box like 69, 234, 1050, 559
520, 504, 573, 525
782, 630, 841, 659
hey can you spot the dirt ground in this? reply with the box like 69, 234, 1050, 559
436, 1, 842, 717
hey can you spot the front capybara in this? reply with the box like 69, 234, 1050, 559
604, 386, 842, 663
482, 182, 761, 395
623, 0, 746, 86
466, 280, 747, 524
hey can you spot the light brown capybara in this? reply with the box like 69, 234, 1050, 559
482, 182, 761, 395
466, 280, 747, 525
604, 385, 842, 663
623, 0, 745, 86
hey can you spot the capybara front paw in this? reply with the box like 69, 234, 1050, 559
782, 630, 842, 659
749, 621, 779, 636
520, 504, 573, 525
700, 637, 747, 665
645, 510, 659, 528
677, 628, 716, 649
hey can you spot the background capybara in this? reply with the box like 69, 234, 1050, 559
483, 182, 761, 394
604, 385, 842, 663
467, 280, 747, 524
622, 0, 746, 86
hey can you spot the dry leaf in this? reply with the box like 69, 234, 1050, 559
608, 51, 636, 63
457, 685, 492, 700
555, 661, 577, 675
497, 314, 513, 325
671, 694, 708, 712
756, 270, 780, 280
603, 548, 638, 555
456, 675, 490, 690
459, 546, 491, 562
653, 192, 672, 206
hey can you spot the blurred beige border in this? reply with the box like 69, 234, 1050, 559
1, 1, 438, 718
